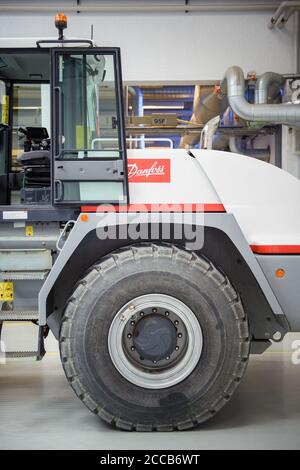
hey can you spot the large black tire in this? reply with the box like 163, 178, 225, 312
60, 244, 250, 431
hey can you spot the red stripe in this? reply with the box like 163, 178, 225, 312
81, 203, 226, 213
251, 245, 300, 254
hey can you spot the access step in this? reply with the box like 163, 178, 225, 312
0, 271, 47, 281
4, 351, 38, 359
0, 311, 38, 321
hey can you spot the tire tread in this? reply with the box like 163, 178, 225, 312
60, 244, 250, 431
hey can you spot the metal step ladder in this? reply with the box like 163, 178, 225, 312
0, 310, 38, 321
0, 318, 45, 361
0, 271, 47, 363
0, 239, 53, 362
4, 351, 39, 359
0, 271, 47, 281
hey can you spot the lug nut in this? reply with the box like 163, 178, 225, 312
178, 333, 182, 338
175, 346, 179, 350
152, 308, 157, 313
140, 311, 144, 316
130, 320, 135, 326
174, 320, 179, 325
166, 356, 170, 360
165, 311, 169, 316
131, 346, 135, 351
127, 333, 132, 339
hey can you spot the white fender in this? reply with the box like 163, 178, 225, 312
127, 148, 300, 248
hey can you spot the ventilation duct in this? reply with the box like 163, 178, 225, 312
255, 72, 285, 104
179, 85, 227, 148
221, 66, 300, 126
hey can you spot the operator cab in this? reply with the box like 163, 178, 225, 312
0, 14, 128, 213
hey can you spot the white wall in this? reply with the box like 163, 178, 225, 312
0, 11, 295, 82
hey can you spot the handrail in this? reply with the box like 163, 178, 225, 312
91, 137, 174, 149
36, 39, 94, 48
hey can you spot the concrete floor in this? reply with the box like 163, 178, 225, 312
0, 328, 300, 450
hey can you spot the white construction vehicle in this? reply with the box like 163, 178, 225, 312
0, 14, 299, 431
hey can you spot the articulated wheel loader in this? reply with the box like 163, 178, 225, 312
0, 14, 299, 431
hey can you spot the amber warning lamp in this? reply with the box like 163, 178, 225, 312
55, 12, 68, 40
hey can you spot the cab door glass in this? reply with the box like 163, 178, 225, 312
58, 53, 120, 158
0, 80, 8, 182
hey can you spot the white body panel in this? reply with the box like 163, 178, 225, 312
127, 149, 300, 246
127, 149, 221, 205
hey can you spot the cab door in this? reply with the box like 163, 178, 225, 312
0, 80, 9, 204
51, 47, 128, 205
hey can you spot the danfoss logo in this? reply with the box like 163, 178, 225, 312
127, 159, 171, 183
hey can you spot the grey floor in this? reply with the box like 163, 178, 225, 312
0, 327, 300, 450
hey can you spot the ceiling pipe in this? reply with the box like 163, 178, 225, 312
269, 1, 300, 28
277, 7, 294, 27
0, 2, 282, 14
255, 72, 285, 104
221, 65, 300, 126
268, 3, 300, 75
294, 11, 300, 73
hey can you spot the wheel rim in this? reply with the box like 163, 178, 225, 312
108, 294, 203, 389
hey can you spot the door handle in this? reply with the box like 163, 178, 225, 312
54, 180, 64, 202
54, 86, 63, 159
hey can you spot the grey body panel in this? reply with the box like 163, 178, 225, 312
0, 249, 52, 271
0, 222, 60, 249
0, 206, 75, 222
38, 211, 285, 325
13, 279, 43, 311
54, 160, 124, 181
256, 255, 300, 331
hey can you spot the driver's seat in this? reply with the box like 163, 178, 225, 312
17, 150, 50, 188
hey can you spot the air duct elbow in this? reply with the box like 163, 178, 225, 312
255, 72, 284, 104
223, 65, 300, 127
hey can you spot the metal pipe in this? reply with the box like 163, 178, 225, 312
277, 7, 294, 28
269, 1, 300, 28
295, 10, 300, 73
222, 65, 300, 126
0, 2, 283, 14
200, 116, 220, 150
229, 135, 242, 154
255, 72, 284, 104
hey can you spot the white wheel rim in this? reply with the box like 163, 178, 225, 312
108, 294, 203, 389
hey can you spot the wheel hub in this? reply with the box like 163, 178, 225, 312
122, 306, 188, 371
108, 294, 203, 389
